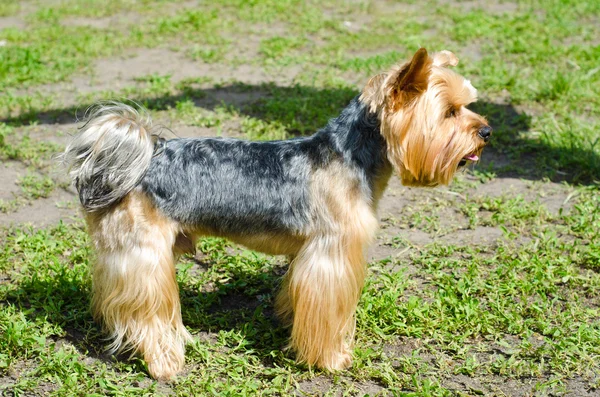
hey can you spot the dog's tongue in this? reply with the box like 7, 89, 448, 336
464, 154, 479, 161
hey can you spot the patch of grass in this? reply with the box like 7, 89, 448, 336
360, 231, 600, 380
0, 122, 9, 146
0, 23, 128, 88
0, 92, 56, 122
248, 83, 358, 134
18, 173, 55, 199
338, 50, 405, 74
259, 35, 307, 66
188, 45, 228, 63
0, 198, 22, 214
0, 2, 19, 17
147, 8, 230, 45
240, 116, 287, 140
0, 124, 61, 167
170, 99, 231, 129
132, 73, 174, 92
460, 194, 550, 229
0, 305, 50, 371
0, 4, 233, 90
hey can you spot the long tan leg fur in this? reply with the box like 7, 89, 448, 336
86, 192, 191, 380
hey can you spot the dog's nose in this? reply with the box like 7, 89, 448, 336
478, 126, 492, 142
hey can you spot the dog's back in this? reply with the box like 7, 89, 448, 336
141, 137, 312, 235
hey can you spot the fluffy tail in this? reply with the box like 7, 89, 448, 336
63, 102, 156, 211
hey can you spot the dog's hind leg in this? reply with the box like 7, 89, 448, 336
86, 192, 191, 380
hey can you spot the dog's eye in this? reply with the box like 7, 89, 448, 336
446, 108, 457, 118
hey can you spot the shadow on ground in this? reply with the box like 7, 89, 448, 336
5, 252, 291, 372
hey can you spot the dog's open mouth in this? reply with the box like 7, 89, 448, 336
458, 153, 480, 167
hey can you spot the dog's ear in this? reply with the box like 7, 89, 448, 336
432, 50, 459, 67
387, 48, 432, 106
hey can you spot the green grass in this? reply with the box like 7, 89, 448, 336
1, 0, 599, 395
0, 2, 19, 17
0, 122, 63, 213
18, 173, 55, 199
0, 122, 61, 167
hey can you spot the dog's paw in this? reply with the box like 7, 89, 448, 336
147, 355, 183, 380
145, 345, 185, 380
320, 350, 353, 371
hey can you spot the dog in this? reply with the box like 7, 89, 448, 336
63, 48, 491, 380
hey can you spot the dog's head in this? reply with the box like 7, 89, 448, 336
360, 48, 491, 187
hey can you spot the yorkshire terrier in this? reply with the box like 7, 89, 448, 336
63, 48, 491, 380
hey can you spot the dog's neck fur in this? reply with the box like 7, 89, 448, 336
318, 96, 393, 207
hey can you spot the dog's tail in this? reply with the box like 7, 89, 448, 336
62, 102, 157, 212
